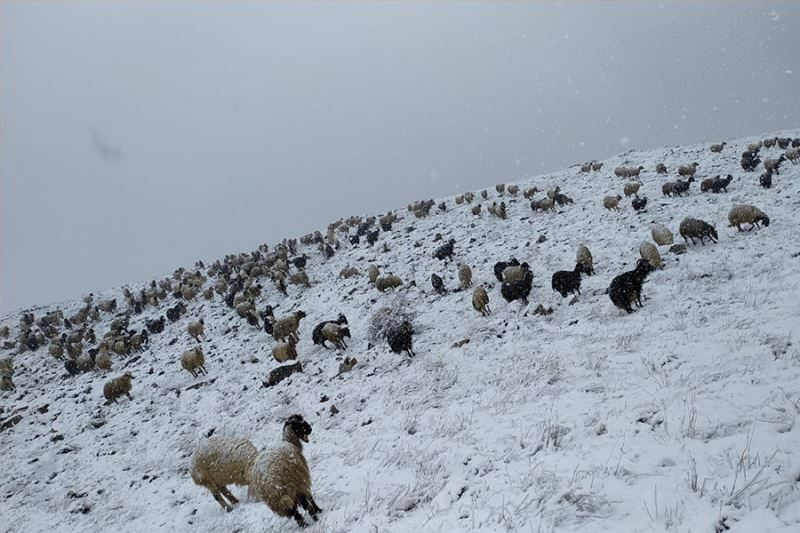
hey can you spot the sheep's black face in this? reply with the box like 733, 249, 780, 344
287, 415, 312, 442
762, 216, 770, 227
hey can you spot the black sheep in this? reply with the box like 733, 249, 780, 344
434, 239, 456, 261
777, 137, 791, 149
430, 274, 446, 294
741, 150, 761, 171
759, 171, 772, 189
387, 321, 415, 357
324, 244, 335, 258
551, 263, 583, 298
500, 263, 533, 303
672, 177, 694, 196
493, 258, 520, 283
146, 316, 166, 334
710, 174, 733, 193
64, 359, 80, 376
292, 255, 308, 270
608, 259, 655, 314
632, 196, 648, 212
366, 230, 379, 246
166, 303, 185, 322
554, 193, 574, 206
349, 235, 360, 245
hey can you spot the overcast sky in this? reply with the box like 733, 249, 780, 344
2, 1, 799, 314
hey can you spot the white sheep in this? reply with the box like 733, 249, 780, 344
623, 181, 642, 197
272, 311, 306, 342
603, 195, 622, 211
321, 323, 350, 350
103, 372, 133, 403
248, 415, 322, 528
678, 162, 699, 177
576, 245, 594, 275
651, 224, 674, 246
472, 286, 490, 316
375, 274, 403, 292
190, 436, 258, 512
181, 347, 207, 378
187, 319, 207, 342
458, 264, 473, 290
710, 142, 727, 153
728, 204, 770, 232
272, 338, 298, 363
639, 241, 663, 269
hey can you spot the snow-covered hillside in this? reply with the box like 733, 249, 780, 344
2, 131, 800, 533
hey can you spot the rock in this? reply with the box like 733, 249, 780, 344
537, 234, 547, 243
329, 404, 339, 416
263, 362, 303, 387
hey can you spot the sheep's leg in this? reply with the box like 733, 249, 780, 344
290, 506, 307, 528
125, 392, 132, 401
210, 488, 233, 512
219, 486, 238, 505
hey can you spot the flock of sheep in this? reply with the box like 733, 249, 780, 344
0, 132, 796, 527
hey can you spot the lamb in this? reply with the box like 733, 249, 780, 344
603, 195, 622, 211
458, 264, 472, 290
576, 245, 594, 275
759, 171, 772, 189
551, 264, 584, 298
272, 338, 299, 363
671, 177, 695, 197
501, 262, 533, 303
434, 239, 456, 261
710, 142, 727, 153
679, 217, 718, 245
321, 323, 350, 350
248, 415, 322, 527
103, 372, 133, 403
272, 311, 306, 342
764, 155, 786, 174
471, 204, 481, 216
678, 162, 699, 177
430, 273, 447, 295
187, 319, 206, 342
623, 181, 642, 197
472, 286, 490, 316
710, 174, 733, 193
728, 204, 770, 232
181, 347, 207, 377
631, 196, 648, 212
608, 259, 656, 314
386, 321, 416, 357
311, 314, 348, 348
655, 163, 667, 174
651, 224, 674, 246
639, 241, 663, 269
494, 258, 520, 282
375, 274, 403, 292
191, 436, 258, 512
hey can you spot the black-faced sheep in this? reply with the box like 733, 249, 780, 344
759, 171, 772, 189
103, 372, 133, 403
741, 150, 761, 171
623, 181, 642, 197
655, 163, 667, 174
166, 302, 187, 322
248, 415, 321, 528
434, 238, 456, 261
387, 321, 415, 357
187, 319, 206, 342
603, 195, 622, 211
272, 311, 306, 343
191, 436, 258, 512
608, 259, 656, 313
430, 274, 446, 295
785, 147, 800, 165
321, 323, 350, 350
728, 205, 770, 232
678, 162, 699, 177
146, 316, 166, 334
679, 217, 718, 245
472, 286, 490, 315
311, 314, 348, 348
494, 258, 520, 282
181, 347, 207, 377
632, 196, 648, 212
551, 264, 583, 298
710, 142, 727, 153
501, 263, 533, 303
764, 155, 786, 174
671, 177, 694, 196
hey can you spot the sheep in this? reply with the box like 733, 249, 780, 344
181, 347, 207, 377
759, 171, 772, 189
632, 196, 648, 212
321, 323, 350, 350
0, 374, 14, 391
339, 266, 360, 279
96, 350, 112, 371
311, 314, 348, 348
591, 161, 603, 171
495, 183, 505, 194
651, 224, 674, 246
764, 155, 787, 174
248, 415, 321, 528
76, 352, 96, 372
501, 262, 533, 303
430, 273, 447, 295
531, 198, 555, 213
507, 185, 520, 196
679, 217, 718, 245
191, 436, 258, 512
785, 147, 800, 165
187, 319, 206, 342
98, 298, 117, 313
623, 181, 642, 197
434, 239, 456, 261
639, 241, 663, 269
0, 326, 8, 338
608, 259, 656, 313
458, 264, 472, 290
488, 201, 507, 219
367, 264, 380, 284
576, 245, 594, 275
741, 150, 761, 171
471, 204, 482, 216
672, 177, 695, 197
0, 358, 14, 390
710, 142, 727, 153
747, 141, 763, 152
235, 301, 256, 319
146, 316, 166, 334
655, 163, 667, 174
603, 195, 622, 211
661, 182, 675, 197
551, 264, 584, 298
49, 339, 64, 359
103, 372, 133, 403
386, 321, 415, 357
710, 174, 733, 193
763, 137, 777, 148
272, 338, 299, 363
272, 311, 306, 343
181, 285, 199, 301
700, 176, 716, 192
615, 166, 643, 178
494, 258, 520, 282
289, 270, 311, 288
166, 302, 186, 322
580, 161, 592, 173
472, 286, 490, 316
546, 186, 560, 199
523, 187, 539, 200
728, 204, 770, 232
554, 193, 574, 206
375, 274, 403, 292
777, 137, 792, 149
678, 162, 699, 177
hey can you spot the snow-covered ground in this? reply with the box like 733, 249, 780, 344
2, 131, 800, 533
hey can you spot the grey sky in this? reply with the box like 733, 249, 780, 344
2, 1, 799, 314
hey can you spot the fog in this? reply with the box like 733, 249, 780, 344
2, 1, 799, 313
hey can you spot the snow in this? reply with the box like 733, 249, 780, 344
2, 130, 800, 532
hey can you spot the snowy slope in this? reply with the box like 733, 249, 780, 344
2, 131, 800, 533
